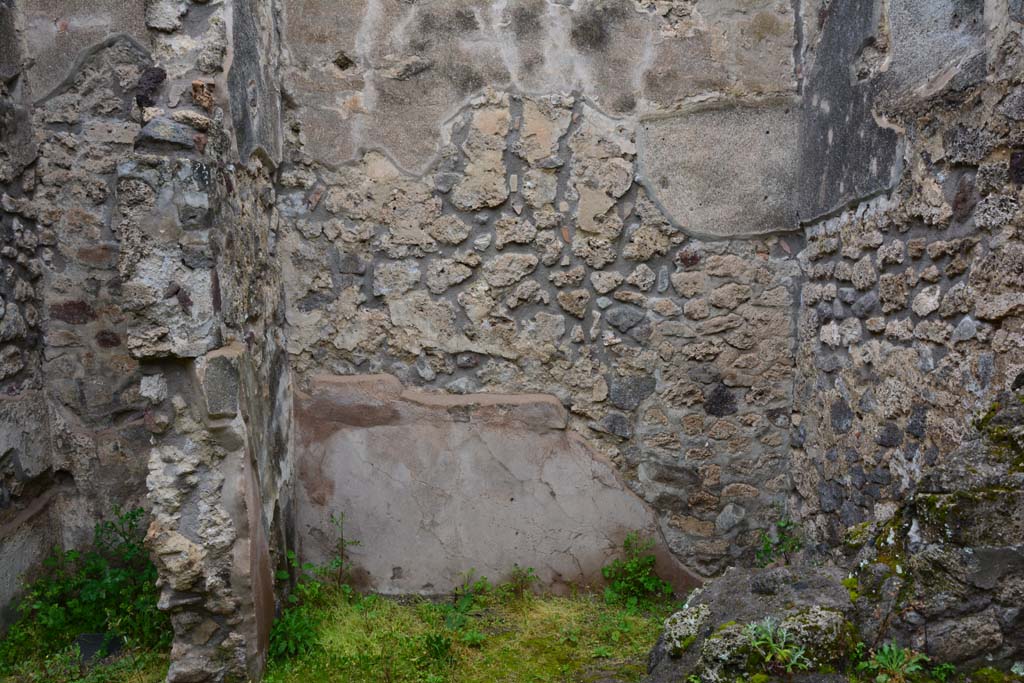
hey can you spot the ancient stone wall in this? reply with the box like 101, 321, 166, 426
1, 2, 167, 623
790, 0, 1024, 664
1, 0, 1022, 679
278, 0, 806, 580
793, 0, 1022, 536
0, 0, 56, 626
0, 1, 296, 681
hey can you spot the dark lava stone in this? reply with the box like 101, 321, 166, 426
704, 383, 737, 417
608, 375, 656, 411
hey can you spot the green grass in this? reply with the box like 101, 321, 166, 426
0, 525, 674, 683
0, 648, 168, 683
264, 588, 674, 683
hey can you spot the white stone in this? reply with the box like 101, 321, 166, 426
912, 285, 941, 317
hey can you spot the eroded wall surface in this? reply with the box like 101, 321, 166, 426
791, 1, 1024, 664
279, 1, 807, 579
1, 0, 1023, 679
278, 0, 1024, 665
0, 8, 69, 634
0, 1, 295, 681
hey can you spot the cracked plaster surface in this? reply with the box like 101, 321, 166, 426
294, 374, 699, 594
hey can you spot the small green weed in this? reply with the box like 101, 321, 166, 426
744, 617, 811, 676
559, 626, 582, 647
269, 513, 362, 661
422, 632, 454, 665
269, 606, 320, 660
318, 513, 361, 588
857, 641, 930, 683
601, 533, 672, 609
504, 564, 538, 600
597, 610, 635, 645
851, 641, 869, 667
459, 630, 486, 648
454, 569, 492, 612
755, 518, 802, 568
932, 662, 957, 683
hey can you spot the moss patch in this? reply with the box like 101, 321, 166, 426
842, 576, 861, 602
844, 522, 873, 551
974, 398, 1024, 472
967, 666, 1024, 683
913, 486, 1022, 546
677, 634, 697, 653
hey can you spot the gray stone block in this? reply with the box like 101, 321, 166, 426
137, 118, 198, 149
881, 0, 985, 98
605, 305, 646, 332
830, 398, 854, 434
609, 375, 656, 411
639, 100, 799, 237
202, 355, 239, 419
703, 383, 737, 417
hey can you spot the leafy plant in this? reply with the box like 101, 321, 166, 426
505, 564, 538, 599
440, 572, 488, 631
851, 641, 869, 666
269, 512, 364, 662
0, 506, 170, 675
422, 632, 453, 665
597, 611, 634, 645
932, 662, 957, 683
559, 626, 582, 647
601, 533, 672, 608
318, 513, 361, 587
452, 568, 492, 616
744, 618, 811, 676
459, 629, 487, 648
755, 518, 802, 568
269, 606, 319, 660
857, 641, 929, 683
277, 550, 331, 607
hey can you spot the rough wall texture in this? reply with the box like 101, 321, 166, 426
278, 1, 807, 580
0, 0, 57, 626
1, 0, 1023, 680
1, 6, 160, 625
790, 0, 1024, 666
280, 0, 798, 174
0, 1, 295, 681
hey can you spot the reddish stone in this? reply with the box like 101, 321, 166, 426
50, 300, 96, 324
